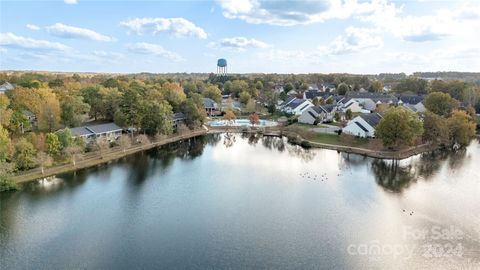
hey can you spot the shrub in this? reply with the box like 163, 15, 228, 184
0, 175, 18, 192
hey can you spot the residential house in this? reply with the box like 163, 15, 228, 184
340, 92, 398, 112
282, 98, 313, 115
172, 112, 186, 129
340, 99, 364, 113
203, 98, 219, 116
342, 113, 383, 138
322, 83, 336, 92
308, 83, 320, 91
298, 104, 337, 125
278, 96, 296, 109
23, 110, 36, 131
0, 82, 15, 94
70, 123, 123, 143
398, 95, 426, 113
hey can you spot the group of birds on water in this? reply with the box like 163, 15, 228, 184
299, 171, 416, 217
298, 172, 336, 181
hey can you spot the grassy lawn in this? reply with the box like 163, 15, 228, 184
477, 116, 480, 125
310, 133, 342, 144
292, 123, 330, 129
309, 133, 371, 147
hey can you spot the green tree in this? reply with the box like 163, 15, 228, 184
46, 133, 62, 157
334, 112, 341, 122
422, 111, 449, 145
0, 162, 17, 191
425, 92, 458, 117
57, 128, 74, 149
161, 82, 186, 111
393, 77, 428, 94
245, 99, 257, 113
346, 109, 353, 120
13, 138, 37, 170
375, 107, 424, 148
448, 110, 476, 147
0, 125, 12, 162
99, 87, 122, 121
430, 80, 467, 101
239, 91, 251, 104
369, 80, 384, 92
140, 100, 173, 135
81, 86, 103, 120
284, 82, 294, 92
203, 84, 222, 103
255, 81, 264, 91
181, 98, 205, 128
0, 95, 13, 127
337, 83, 349, 96
37, 93, 61, 132
9, 111, 31, 134
120, 88, 142, 129
230, 80, 249, 97
60, 95, 90, 127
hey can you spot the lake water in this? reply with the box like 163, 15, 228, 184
1, 134, 479, 269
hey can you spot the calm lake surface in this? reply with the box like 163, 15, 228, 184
1, 134, 479, 269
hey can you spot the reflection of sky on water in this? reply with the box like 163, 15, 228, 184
1, 135, 479, 269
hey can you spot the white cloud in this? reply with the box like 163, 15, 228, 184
0, 32, 70, 51
218, 0, 396, 26
64, 0, 78, 4
127, 42, 184, 62
120, 17, 207, 39
319, 27, 383, 55
209, 37, 269, 51
46, 23, 115, 42
358, 1, 480, 42
26, 24, 40, 31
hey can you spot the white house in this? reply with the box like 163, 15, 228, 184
298, 104, 337, 125
342, 113, 383, 138
341, 99, 364, 113
282, 98, 313, 115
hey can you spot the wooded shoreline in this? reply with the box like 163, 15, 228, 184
6, 125, 449, 186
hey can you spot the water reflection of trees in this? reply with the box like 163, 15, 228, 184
371, 160, 416, 192
262, 135, 286, 152
368, 148, 469, 193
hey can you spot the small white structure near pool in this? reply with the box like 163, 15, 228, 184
208, 119, 278, 127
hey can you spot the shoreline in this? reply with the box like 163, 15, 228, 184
10, 129, 208, 185
8, 126, 439, 185
209, 126, 438, 160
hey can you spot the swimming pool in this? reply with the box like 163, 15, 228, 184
208, 119, 278, 127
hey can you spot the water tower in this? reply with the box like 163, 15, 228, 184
217, 58, 227, 75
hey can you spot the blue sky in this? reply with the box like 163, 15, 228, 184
1, 0, 479, 74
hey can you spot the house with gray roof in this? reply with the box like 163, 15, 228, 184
342, 113, 383, 138
298, 104, 338, 125
398, 95, 426, 113
172, 112, 186, 129
69, 122, 122, 142
281, 98, 313, 115
0, 82, 15, 94
203, 98, 219, 116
